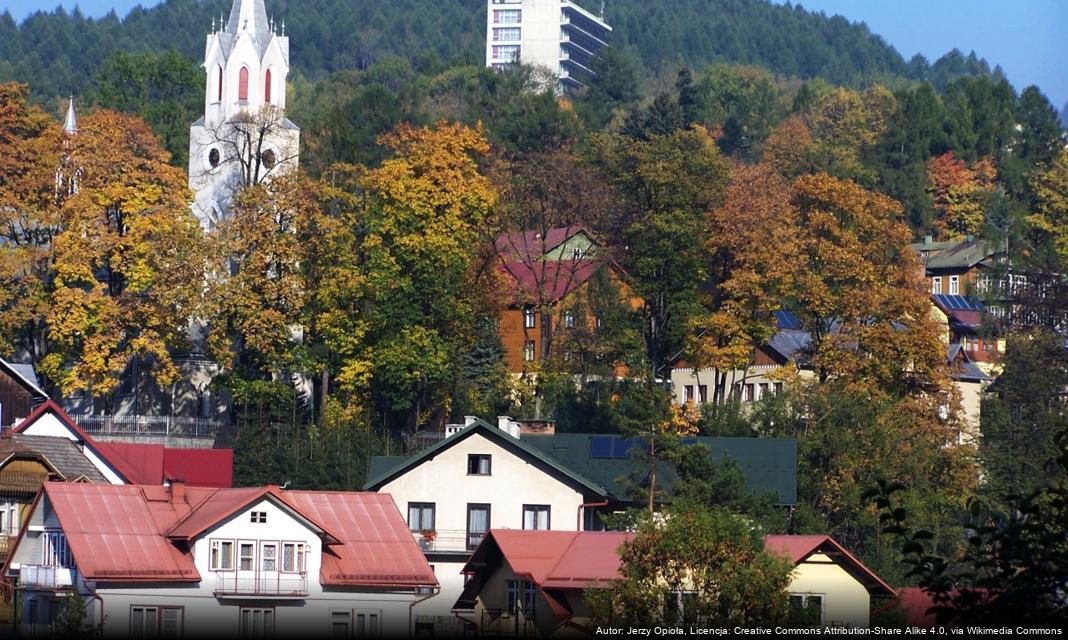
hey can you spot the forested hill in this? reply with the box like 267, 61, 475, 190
0, 0, 1001, 102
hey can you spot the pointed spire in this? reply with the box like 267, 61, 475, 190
225, 0, 270, 39
63, 96, 78, 135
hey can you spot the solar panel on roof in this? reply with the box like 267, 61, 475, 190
590, 435, 614, 459
774, 310, 802, 330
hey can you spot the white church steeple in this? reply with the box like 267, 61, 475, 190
63, 96, 78, 134
187, 0, 300, 229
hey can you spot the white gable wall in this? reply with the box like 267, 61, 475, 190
16, 414, 125, 485
377, 431, 590, 623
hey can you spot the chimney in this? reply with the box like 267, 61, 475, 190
168, 479, 186, 503
497, 416, 521, 439
463, 416, 478, 427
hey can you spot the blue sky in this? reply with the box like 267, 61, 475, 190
3, 0, 1066, 107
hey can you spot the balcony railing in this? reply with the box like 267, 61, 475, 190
214, 572, 308, 597
480, 609, 538, 637
412, 530, 487, 554
74, 415, 224, 439
20, 565, 75, 590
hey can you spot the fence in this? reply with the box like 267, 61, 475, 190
74, 415, 224, 439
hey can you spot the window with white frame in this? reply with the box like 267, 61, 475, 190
564, 311, 575, 328
493, 9, 521, 24
524, 307, 536, 329
523, 340, 536, 362
492, 45, 521, 62
493, 27, 521, 41
42, 531, 71, 568
949, 275, 960, 295
210, 539, 234, 570
261, 543, 277, 572
282, 542, 306, 573
932, 277, 942, 294
131, 606, 183, 639
0, 502, 16, 535
238, 542, 255, 571
522, 505, 550, 530
684, 385, 694, 403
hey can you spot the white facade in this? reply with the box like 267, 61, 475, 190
485, 0, 611, 89
10, 493, 426, 639
372, 425, 600, 634
189, 0, 300, 228
670, 366, 788, 407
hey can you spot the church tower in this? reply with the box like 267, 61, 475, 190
188, 0, 300, 229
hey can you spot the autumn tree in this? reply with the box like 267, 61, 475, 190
926, 151, 998, 239
1026, 148, 1068, 271
40, 110, 205, 399
318, 122, 498, 433
587, 505, 793, 627
789, 173, 947, 395
0, 83, 63, 373
587, 125, 729, 379
687, 163, 798, 404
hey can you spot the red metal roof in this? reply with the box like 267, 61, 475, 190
764, 535, 896, 597
163, 448, 234, 488
42, 483, 200, 582
499, 259, 603, 305
470, 530, 632, 589
21, 483, 435, 589
285, 491, 437, 588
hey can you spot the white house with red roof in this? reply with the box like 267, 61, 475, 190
3, 482, 436, 638
454, 530, 894, 634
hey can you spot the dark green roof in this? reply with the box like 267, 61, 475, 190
520, 434, 797, 506
363, 420, 609, 497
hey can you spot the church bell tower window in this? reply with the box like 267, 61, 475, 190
238, 67, 250, 102
264, 69, 272, 104
217, 65, 224, 102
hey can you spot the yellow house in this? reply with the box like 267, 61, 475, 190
455, 531, 895, 635
765, 535, 896, 628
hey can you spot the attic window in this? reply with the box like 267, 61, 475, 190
467, 454, 491, 476
251, 511, 267, 524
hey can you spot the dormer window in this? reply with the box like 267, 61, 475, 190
250, 511, 267, 524
238, 67, 250, 102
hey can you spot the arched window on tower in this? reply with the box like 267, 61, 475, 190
238, 67, 249, 102
216, 65, 223, 102
264, 68, 272, 104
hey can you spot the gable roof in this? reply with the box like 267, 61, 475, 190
924, 240, 998, 271
495, 226, 594, 262
364, 419, 608, 498
12, 401, 233, 488
521, 433, 797, 505
13, 401, 140, 483
499, 259, 605, 305
0, 358, 47, 400
454, 530, 632, 612
764, 534, 895, 598
7, 483, 436, 589
0, 434, 108, 485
